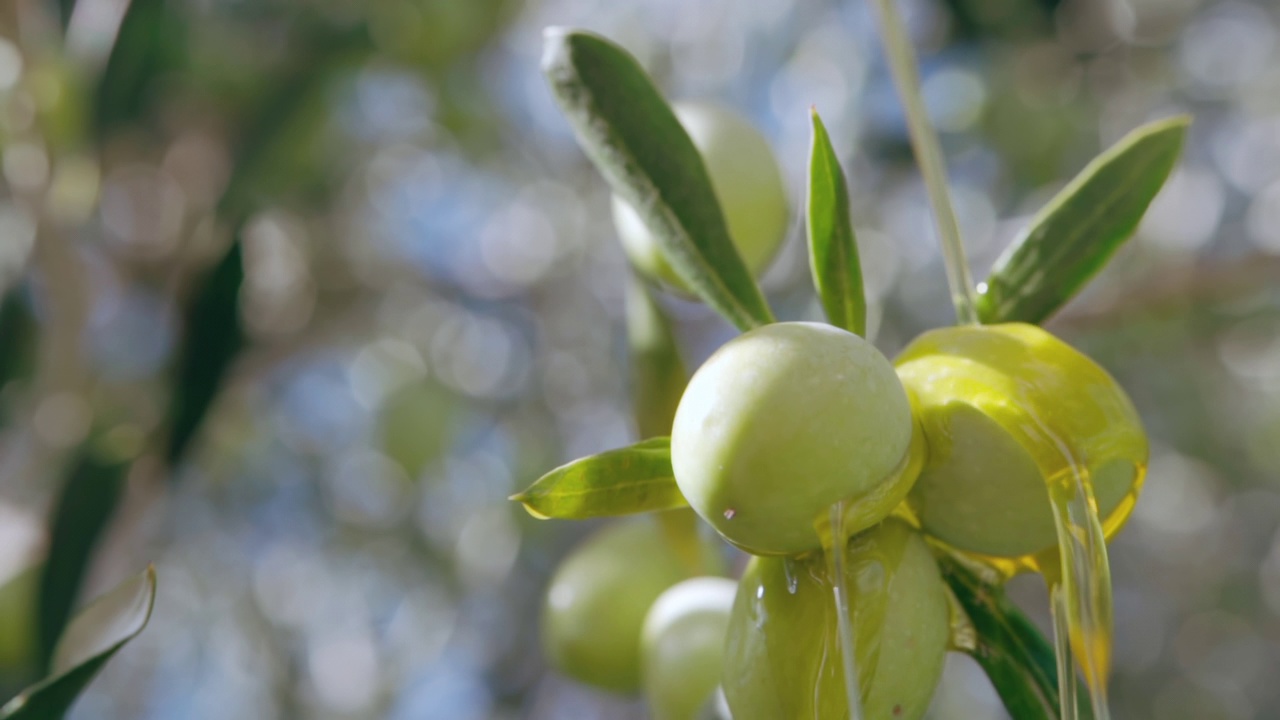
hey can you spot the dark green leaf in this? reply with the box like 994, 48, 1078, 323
165, 240, 244, 466
939, 554, 1059, 720
510, 437, 686, 519
93, 0, 186, 138
977, 116, 1189, 324
627, 278, 687, 438
541, 28, 774, 331
2, 567, 156, 720
806, 109, 866, 336
38, 449, 128, 671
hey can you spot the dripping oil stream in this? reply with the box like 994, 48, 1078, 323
1046, 461, 1113, 720
827, 500, 864, 720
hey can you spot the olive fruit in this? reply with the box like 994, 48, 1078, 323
671, 322, 916, 556
640, 577, 737, 720
723, 519, 949, 720
541, 518, 716, 693
611, 102, 788, 294
895, 322, 1148, 561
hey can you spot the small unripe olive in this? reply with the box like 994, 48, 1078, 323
895, 322, 1148, 560
640, 577, 737, 720
611, 102, 788, 293
541, 519, 715, 693
672, 322, 915, 556
723, 519, 950, 720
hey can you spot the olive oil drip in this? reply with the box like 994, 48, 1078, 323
1044, 462, 1113, 720
826, 500, 864, 720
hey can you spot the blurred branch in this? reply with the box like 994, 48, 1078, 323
1053, 253, 1280, 332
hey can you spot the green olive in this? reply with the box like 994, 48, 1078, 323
611, 102, 788, 294
541, 518, 716, 693
723, 519, 950, 720
671, 322, 915, 556
640, 577, 737, 720
895, 322, 1148, 561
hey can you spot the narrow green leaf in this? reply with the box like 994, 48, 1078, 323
938, 554, 1060, 720
165, 239, 244, 466
977, 116, 1190, 324
627, 277, 687, 439
2, 566, 156, 720
541, 28, 774, 332
38, 450, 128, 671
511, 437, 687, 519
806, 109, 866, 336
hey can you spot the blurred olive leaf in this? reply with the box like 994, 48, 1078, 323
93, 0, 186, 138
164, 23, 373, 469
806, 109, 866, 337
977, 116, 1189, 325
0, 290, 37, 419
627, 278, 687, 439
165, 240, 244, 466
2, 566, 156, 720
38, 449, 129, 671
542, 28, 774, 331
511, 437, 687, 519
939, 554, 1060, 720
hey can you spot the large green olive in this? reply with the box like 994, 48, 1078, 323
895, 322, 1148, 561
611, 102, 788, 294
641, 577, 737, 720
671, 322, 915, 556
723, 519, 950, 720
541, 518, 716, 693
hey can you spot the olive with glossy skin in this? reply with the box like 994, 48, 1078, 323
723, 519, 950, 720
671, 322, 915, 556
895, 322, 1148, 561
641, 577, 737, 720
541, 519, 716, 694
612, 102, 788, 294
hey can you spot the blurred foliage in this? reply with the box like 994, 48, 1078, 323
0, 0, 1276, 718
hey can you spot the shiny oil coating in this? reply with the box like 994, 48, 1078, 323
894, 322, 1148, 561
672, 322, 914, 556
723, 520, 949, 720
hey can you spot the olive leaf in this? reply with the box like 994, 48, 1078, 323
37, 449, 130, 671
938, 554, 1060, 720
511, 437, 688, 519
1, 566, 157, 720
806, 109, 867, 337
627, 277, 688, 439
977, 116, 1190, 325
542, 28, 774, 332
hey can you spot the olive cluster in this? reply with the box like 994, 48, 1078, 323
538, 103, 1146, 719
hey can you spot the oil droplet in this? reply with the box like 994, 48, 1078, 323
782, 557, 800, 595
723, 508, 736, 520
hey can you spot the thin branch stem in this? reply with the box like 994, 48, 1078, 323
867, 0, 979, 324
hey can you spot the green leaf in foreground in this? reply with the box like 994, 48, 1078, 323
977, 116, 1190, 325
541, 27, 774, 332
511, 437, 686, 519
2, 567, 157, 720
806, 109, 867, 336
627, 278, 687, 439
938, 554, 1059, 720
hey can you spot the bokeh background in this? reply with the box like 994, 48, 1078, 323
0, 0, 1278, 718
